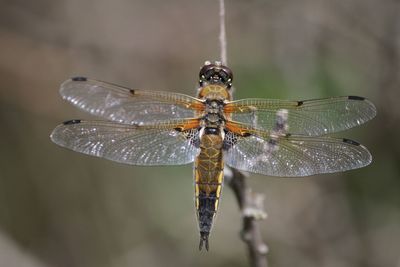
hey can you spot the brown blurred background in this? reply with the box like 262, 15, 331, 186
0, 0, 399, 266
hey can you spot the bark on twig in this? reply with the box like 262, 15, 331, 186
225, 167, 269, 267
218, 1, 268, 264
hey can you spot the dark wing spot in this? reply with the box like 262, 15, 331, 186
297, 101, 304, 106
63, 119, 81, 125
348, 96, 365, 101
129, 89, 135, 95
71, 77, 87, 82
342, 138, 360, 146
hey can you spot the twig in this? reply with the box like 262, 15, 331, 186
219, 0, 228, 65
218, 1, 268, 266
225, 167, 269, 267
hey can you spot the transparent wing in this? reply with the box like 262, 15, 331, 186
224, 96, 376, 136
50, 120, 200, 165
224, 133, 372, 177
60, 77, 204, 124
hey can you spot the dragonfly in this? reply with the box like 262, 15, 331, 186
51, 60, 376, 251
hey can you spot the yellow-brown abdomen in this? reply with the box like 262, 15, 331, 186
194, 132, 224, 250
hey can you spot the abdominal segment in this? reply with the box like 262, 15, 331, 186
194, 133, 224, 251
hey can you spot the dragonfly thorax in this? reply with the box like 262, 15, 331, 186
198, 84, 231, 101
205, 99, 224, 113
202, 99, 225, 127
205, 113, 222, 124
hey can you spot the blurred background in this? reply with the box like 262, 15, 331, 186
0, 0, 399, 266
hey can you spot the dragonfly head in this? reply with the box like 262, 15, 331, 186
199, 61, 233, 89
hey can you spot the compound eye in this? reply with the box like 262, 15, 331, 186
199, 65, 214, 81
199, 63, 233, 87
205, 69, 215, 80
219, 67, 233, 87
219, 71, 229, 83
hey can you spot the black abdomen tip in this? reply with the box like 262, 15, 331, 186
72, 77, 87, 82
343, 138, 360, 146
63, 119, 81, 125
348, 96, 365, 101
199, 232, 210, 251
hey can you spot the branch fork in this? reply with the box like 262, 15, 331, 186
225, 167, 269, 267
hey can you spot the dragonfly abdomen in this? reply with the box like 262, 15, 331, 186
194, 130, 224, 251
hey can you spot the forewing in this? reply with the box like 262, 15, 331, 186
60, 77, 204, 124
50, 120, 200, 165
224, 96, 376, 136
224, 133, 372, 177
